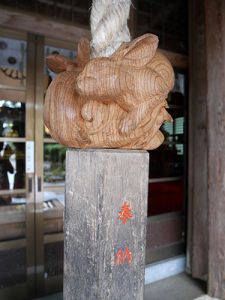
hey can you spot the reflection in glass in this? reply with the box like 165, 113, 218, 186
44, 190, 64, 204
173, 73, 185, 95
0, 142, 25, 204
44, 143, 65, 184
0, 100, 25, 137
44, 191, 64, 234
0, 37, 27, 74
0, 142, 13, 204
13, 143, 26, 190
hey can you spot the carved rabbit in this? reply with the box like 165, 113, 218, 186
44, 34, 174, 150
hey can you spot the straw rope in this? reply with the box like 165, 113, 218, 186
90, 0, 131, 57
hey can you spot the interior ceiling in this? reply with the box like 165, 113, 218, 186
0, 0, 188, 54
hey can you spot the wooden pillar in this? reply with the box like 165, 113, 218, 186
64, 149, 149, 300
205, 0, 225, 298
189, 0, 225, 297
188, 0, 208, 279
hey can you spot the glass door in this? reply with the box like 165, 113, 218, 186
0, 29, 35, 299
0, 28, 74, 298
146, 70, 187, 263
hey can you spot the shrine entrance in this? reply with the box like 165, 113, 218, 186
0, 28, 75, 299
0, 26, 187, 299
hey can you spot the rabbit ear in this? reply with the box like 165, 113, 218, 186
76, 38, 90, 68
112, 34, 159, 67
46, 55, 74, 73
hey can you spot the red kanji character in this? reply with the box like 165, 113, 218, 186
117, 201, 133, 224
115, 247, 133, 265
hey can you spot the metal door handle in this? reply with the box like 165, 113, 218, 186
28, 177, 32, 193
38, 176, 42, 192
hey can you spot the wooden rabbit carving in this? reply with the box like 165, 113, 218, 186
44, 34, 174, 150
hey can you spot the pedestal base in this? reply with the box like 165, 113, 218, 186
64, 149, 149, 300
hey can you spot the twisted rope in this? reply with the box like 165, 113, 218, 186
90, 0, 131, 57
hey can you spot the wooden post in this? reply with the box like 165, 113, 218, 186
188, 0, 208, 279
205, 0, 225, 298
189, 1, 225, 297
64, 149, 149, 300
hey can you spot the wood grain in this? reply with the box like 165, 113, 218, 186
205, 0, 225, 298
64, 149, 149, 300
44, 33, 174, 150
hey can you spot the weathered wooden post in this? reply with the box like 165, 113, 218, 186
64, 149, 149, 299
43, 1, 174, 299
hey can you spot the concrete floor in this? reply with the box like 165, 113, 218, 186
35, 273, 206, 300
144, 273, 206, 300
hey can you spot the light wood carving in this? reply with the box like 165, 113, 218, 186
44, 34, 174, 150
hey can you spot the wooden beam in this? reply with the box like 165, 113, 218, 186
158, 49, 188, 70
0, 6, 187, 70
205, 0, 225, 298
0, 6, 90, 44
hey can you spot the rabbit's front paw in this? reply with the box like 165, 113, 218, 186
81, 102, 93, 122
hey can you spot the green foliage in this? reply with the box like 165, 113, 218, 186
44, 144, 66, 182
45, 144, 66, 163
